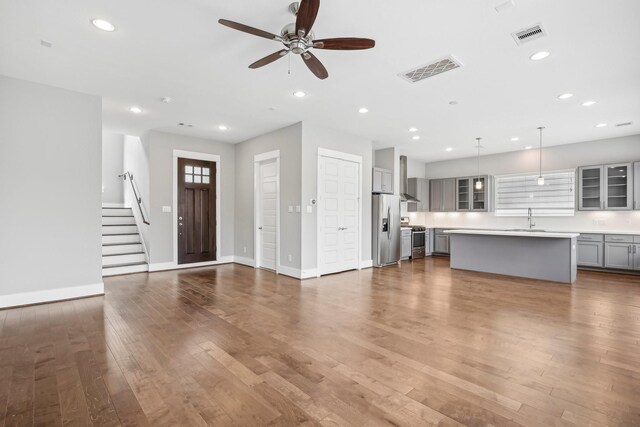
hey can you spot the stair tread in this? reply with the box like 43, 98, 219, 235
103, 261, 148, 269
103, 252, 145, 257
103, 224, 137, 226
102, 242, 141, 247
102, 215, 135, 218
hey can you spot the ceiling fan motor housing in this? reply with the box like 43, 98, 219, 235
281, 23, 314, 54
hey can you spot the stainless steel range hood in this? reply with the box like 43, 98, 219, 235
399, 155, 420, 202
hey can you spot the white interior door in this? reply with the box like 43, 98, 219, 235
319, 156, 360, 275
258, 159, 278, 270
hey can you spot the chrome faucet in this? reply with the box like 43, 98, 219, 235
527, 208, 536, 230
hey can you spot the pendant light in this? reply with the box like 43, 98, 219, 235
537, 126, 545, 186
475, 137, 483, 190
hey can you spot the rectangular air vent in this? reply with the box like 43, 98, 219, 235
512, 24, 546, 46
399, 55, 463, 83
616, 122, 633, 127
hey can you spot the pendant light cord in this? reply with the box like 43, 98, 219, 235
538, 127, 545, 177
476, 137, 481, 180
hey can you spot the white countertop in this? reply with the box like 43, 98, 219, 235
433, 227, 639, 236
444, 229, 580, 239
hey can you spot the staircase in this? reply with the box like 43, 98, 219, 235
102, 207, 149, 276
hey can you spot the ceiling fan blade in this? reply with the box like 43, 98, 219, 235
249, 50, 290, 69
295, 0, 320, 37
302, 51, 328, 80
313, 38, 375, 50
218, 19, 279, 41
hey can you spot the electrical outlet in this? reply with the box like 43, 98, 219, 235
288, 255, 292, 262
243, 247, 247, 253
162, 206, 171, 213
288, 206, 293, 213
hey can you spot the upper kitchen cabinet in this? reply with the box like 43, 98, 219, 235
635, 162, 640, 210
578, 166, 603, 210
372, 167, 393, 194
430, 178, 455, 212
456, 176, 490, 212
407, 178, 429, 212
579, 163, 633, 210
605, 163, 633, 210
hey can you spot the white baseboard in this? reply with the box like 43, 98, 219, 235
277, 265, 303, 279
102, 202, 126, 208
301, 268, 319, 279
234, 257, 255, 268
149, 256, 234, 272
0, 282, 104, 309
359, 259, 373, 269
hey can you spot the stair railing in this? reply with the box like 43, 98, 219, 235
119, 171, 150, 225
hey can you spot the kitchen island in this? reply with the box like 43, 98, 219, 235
445, 229, 579, 284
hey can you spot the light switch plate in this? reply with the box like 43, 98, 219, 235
162, 206, 172, 213
306, 206, 313, 213
288, 206, 293, 213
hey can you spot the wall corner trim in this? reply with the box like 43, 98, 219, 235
0, 282, 105, 309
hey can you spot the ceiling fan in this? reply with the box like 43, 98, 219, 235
218, 1, 375, 80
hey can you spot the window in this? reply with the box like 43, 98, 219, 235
185, 164, 210, 184
494, 169, 575, 217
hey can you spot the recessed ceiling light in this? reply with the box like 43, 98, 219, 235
557, 93, 573, 100
582, 100, 596, 107
446, 147, 453, 152
129, 106, 142, 114
358, 107, 369, 114
91, 19, 115, 32
409, 127, 418, 133
595, 123, 607, 128
524, 146, 533, 150
412, 136, 421, 141
511, 137, 519, 142
293, 91, 307, 98
218, 125, 228, 131
530, 51, 550, 61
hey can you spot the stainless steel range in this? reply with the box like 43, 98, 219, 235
411, 226, 427, 259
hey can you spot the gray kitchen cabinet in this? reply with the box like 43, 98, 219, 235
634, 245, 640, 270
456, 176, 490, 212
604, 242, 634, 269
635, 162, 640, 210
373, 168, 393, 194
407, 178, 429, 212
578, 165, 604, 210
577, 241, 604, 267
433, 229, 450, 254
430, 178, 456, 212
401, 229, 412, 260
604, 163, 633, 210
579, 163, 633, 210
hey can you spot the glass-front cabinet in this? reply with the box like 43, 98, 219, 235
578, 166, 603, 210
456, 176, 489, 212
605, 163, 633, 210
579, 163, 633, 211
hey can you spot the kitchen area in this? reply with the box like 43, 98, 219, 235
371, 139, 640, 283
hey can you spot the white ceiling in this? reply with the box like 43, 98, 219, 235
1, 0, 639, 162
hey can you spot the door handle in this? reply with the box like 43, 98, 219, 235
179, 223, 183, 227
258, 226, 263, 230
179, 216, 183, 220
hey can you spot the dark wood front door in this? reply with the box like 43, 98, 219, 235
178, 158, 217, 264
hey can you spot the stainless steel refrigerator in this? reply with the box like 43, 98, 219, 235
372, 194, 401, 267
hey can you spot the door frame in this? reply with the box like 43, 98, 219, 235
172, 150, 221, 266
316, 148, 363, 277
254, 150, 281, 274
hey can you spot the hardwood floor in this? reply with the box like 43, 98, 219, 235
1, 257, 640, 426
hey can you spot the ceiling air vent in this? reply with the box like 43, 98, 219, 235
399, 55, 463, 83
512, 24, 546, 46
616, 122, 633, 127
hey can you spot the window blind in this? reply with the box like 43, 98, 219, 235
494, 170, 576, 217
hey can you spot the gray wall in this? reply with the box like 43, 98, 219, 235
123, 134, 151, 251
0, 76, 102, 302
102, 132, 125, 204
302, 123, 373, 272
147, 131, 235, 264
234, 123, 302, 270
